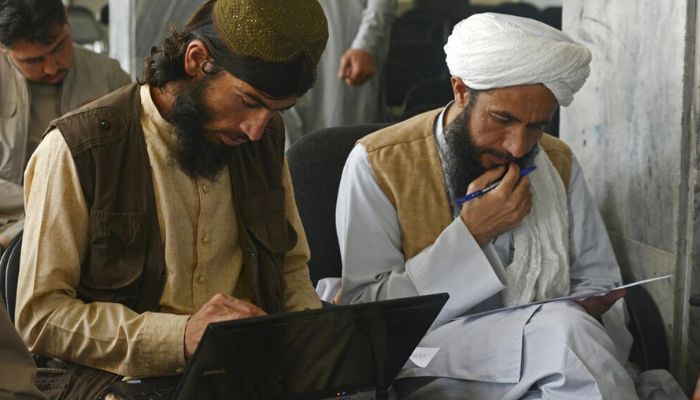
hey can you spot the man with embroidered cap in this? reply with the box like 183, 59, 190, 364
15, 0, 327, 397
336, 13, 638, 399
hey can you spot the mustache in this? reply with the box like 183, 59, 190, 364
478, 148, 517, 164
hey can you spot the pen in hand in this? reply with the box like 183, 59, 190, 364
455, 166, 537, 207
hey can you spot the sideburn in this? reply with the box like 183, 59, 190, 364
167, 75, 230, 181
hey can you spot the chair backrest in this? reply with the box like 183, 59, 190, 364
401, 78, 453, 120
0, 231, 22, 322
287, 124, 389, 285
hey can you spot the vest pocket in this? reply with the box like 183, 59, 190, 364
82, 209, 148, 291
239, 188, 298, 254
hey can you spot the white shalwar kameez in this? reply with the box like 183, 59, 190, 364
283, 0, 396, 146
335, 107, 639, 400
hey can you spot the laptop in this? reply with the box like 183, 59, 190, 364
111, 293, 448, 400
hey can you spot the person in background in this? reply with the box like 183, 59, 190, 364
15, 0, 327, 398
283, 0, 397, 147
0, 0, 130, 249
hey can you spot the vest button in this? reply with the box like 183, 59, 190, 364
98, 120, 110, 131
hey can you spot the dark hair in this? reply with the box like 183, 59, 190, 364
0, 0, 66, 47
141, 1, 317, 98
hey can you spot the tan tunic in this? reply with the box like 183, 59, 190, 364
16, 85, 320, 377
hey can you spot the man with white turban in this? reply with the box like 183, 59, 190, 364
334, 13, 638, 399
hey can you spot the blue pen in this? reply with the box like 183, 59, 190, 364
455, 166, 537, 207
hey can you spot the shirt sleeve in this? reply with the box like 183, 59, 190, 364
336, 144, 505, 326
16, 129, 189, 378
350, 0, 398, 56
280, 158, 322, 311
567, 155, 623, 294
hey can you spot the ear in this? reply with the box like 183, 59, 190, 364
450, 76, 471, 109
183, 40, 212, 78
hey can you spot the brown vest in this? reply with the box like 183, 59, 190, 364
50, 84, 296, 314
359, 108, 572, 260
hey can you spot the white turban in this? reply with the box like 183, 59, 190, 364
444, 13, 592, 106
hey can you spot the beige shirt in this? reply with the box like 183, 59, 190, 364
16, 85, 320, 378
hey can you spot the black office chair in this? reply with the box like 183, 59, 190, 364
625, 285, 669, 370
539, 7, 563, 30
0, 230, 22, 323
287, 124, 389, 285
400, 78, 453, 120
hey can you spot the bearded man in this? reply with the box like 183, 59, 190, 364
336, 13, 638, 399
15, 0, 327, 398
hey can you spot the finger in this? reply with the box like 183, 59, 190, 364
466, 165, 507, 193
212, 293, 266, 316
337, 55, 350, 79
494, 163, 520, 193
348, 62, 362, 84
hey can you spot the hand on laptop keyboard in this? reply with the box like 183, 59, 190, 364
184, 294, 266, 359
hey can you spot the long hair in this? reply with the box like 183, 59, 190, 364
0, 0, 67, 47
141, 1, 317, 98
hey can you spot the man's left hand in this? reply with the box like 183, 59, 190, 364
337, 49, 376, 86
575, 288, 627, 319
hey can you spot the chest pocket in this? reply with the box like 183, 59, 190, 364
0, 101, 17, 117
79, 209, 148, 304
239, 188, 298, 255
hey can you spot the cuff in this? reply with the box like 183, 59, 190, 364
135, 312, 189, 376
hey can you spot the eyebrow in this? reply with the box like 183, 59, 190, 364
17, 35, 67, 63
245, 91, 295, 112
492, 110, 550, 127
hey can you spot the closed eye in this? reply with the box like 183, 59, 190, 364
240, 97, 260, 109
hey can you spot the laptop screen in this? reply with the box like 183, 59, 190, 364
176, 293, 448, 400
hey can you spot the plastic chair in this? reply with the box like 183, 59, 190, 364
287, 124, 389, 285
0, 231, 22, 322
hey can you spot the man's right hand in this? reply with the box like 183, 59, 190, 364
184, 293, 266, 359
460, 163, 532, 246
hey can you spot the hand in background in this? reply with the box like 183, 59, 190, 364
693, 372, 700, 400
575, 288, 627, 320
337, 49, 376, 86
184, 293, 266, 359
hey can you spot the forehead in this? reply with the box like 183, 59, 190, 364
218, 71, 297, 110
8, 23, 68, 58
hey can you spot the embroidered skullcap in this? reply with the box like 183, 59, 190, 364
213, 0, 328, 66
444, 13, 591, 106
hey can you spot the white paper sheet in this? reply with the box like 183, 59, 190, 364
458, 274, 673, 321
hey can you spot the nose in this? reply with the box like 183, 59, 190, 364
502, 125, 530, 159
43, 56, 59, 76
240, 109, 274, 142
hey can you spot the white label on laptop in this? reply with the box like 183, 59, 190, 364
410, 347, 439, 368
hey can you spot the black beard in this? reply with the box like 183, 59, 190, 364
167, 76, 230, 181
442, 105, 540, 202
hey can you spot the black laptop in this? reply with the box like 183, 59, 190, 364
110, 293, 448, 400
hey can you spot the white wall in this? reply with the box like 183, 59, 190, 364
562, 0, 698, 390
